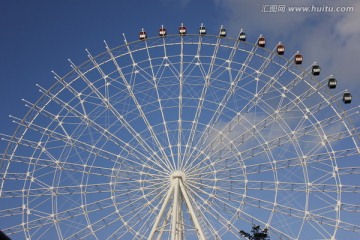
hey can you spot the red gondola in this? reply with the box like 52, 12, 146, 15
179, 23, 187, 35
276, 43, 285, 55
258, 35, 265, 47
159, 25, 167, 37
294, 52, 303, 64
139, 28, 147, 40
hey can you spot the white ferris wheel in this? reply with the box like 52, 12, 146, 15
0, 24, 360, 240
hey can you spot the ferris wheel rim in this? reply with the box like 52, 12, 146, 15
1, 28, 359, 240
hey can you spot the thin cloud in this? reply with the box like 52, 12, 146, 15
214, 0, 360, 105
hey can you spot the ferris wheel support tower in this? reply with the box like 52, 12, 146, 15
149, 171, 205, 240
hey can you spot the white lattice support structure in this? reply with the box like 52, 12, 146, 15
148, 171, 205, 240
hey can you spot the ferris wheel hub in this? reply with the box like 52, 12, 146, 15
170, 170, 186, 182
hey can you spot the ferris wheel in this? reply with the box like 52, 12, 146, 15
1, 23, 360, 240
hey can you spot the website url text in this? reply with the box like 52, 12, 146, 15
261, 5, 354, 13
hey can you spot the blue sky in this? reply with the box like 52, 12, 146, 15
0, 0, 359, 238
0, 0, 359, 132
1, 0, 359, 134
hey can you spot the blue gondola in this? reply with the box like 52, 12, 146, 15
219, 25, 226, 37
238, 31, 246, 41
312, 65, 321, 76
328, 78, 337, 89
343, 92, 352, 104
199, 23, 206, 35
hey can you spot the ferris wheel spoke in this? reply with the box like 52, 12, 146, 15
185, 182, 247, 238
119, 211, 155, 237
237, 62, 314, 120
64, 209, 122, 239
242, 148, 358, 176
5, 198, 114, 236
175, 35, 185, 170
183, 37, 224, 167
3, 183, 108, 198
106, 224, 133, 240
18, 118, 167, 177
2, 118, 163, 175
144, 41, 177, 169
186, 40, 258, 164
177, 54, 211, 166
237, 205, 300, 239
104, 42, 174, 172
185, 189, 223, 239
54, 200, 119, 238
68, 183, 162, 239
190, 133, 319, 176
182, 36, 242, 169
238, 195, 333, 238
114, 180, 168, 206
2, 224, 25, 236
115, 204, 158, 230
112, 184, 168, 204
26, 87, 171, 174
122, 38, 175, 171
31, 86, 147, 156
190, 182, 282, 232
187, 89, 353, 174
251, 43, 282, 107
184, 107, 288, 173
3, 152, 163, 189
0, 207, 23, 218
180, 56, 210, 170
58, 197, 116, 220
67, 212, 121, 240
190, 111, 326, 187
193, 177, 360, 195
338, 166, 360, 175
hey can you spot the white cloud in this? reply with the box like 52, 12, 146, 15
214, 0, 360, 106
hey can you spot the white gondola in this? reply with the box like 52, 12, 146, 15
179, 23, 187, 35
328, 78, 337, 89
258, 35, 265, 47
294, 52, 303, 64
277, 43, 285, 55
238, 31, 246, 41
199, 23, 206, 35
139, 28, 147, 40
219, 25, 226, 37
312, 65, 320, 76
159, 25, 167, 37
343, 92, 352, 104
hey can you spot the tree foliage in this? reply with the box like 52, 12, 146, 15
239, 225, 270, 240
0, 230, 11, 240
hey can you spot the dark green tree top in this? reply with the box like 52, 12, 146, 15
239, 225, 270, 240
